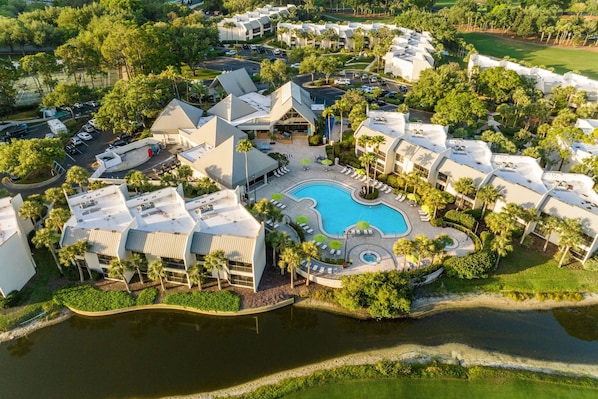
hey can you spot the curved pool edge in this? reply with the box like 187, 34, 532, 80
284, 178, 412, 239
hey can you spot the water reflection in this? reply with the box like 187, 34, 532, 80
553, 306, 598, 341
0, 306, 597, 399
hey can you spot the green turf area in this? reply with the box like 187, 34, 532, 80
434, 0, 458, 8
428, 246, 598, 294
462, 32, 598, 79
282, 377, 598, 399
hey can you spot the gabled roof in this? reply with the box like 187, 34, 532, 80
188, 116, 247, 147
208, 94, 258, 122
125, 230, 189, 259
150, 99, 203, 134
270, 81, 316, 126
191, 136, 278, 188
209, 69, 257, 97
191, 232, 256, 263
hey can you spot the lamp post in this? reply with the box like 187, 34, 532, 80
342, 229, 349, 268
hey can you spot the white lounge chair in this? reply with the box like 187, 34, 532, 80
320, 244, 328, 250
384, 186, 392, 193
273, 222, 280, 228
327, 267, 333, 274
330, 248, 336, 255
421, 216, 431, 222
305, 228, 313, 234
340, 167, 347, 174
367, 229, 373, 235
398, 193, 406, 202
345, 168, 353, 175
282, 166, 290, 173
279, 203, 287, 209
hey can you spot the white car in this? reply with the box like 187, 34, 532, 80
250, 44, 257, 51
290, 63, 301, 69
77, 132, 93, 141
359, 86, 373, 94
334, 78, 351, 85
45, 133, 56, 139
88, 119, 97, 128
272, 48, 281, 55
83, 124, 95, 133
70, 136, 82, 146
225, 49, 236, 56
369, 76, 378, 83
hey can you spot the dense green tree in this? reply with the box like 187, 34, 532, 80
65, 165, 90, 190
125, 170, 148, 194
406, 63, 469, 111
453, 177, 476, 210
58, 240, 90, 282
476, 185, 501, 219
0, 58, 18, 117
42, 83, 93, 118
474, 66, 524, 104
108, 259, 134, 293
0, 138, 65, 178
32, 227, 63, 273
556, 217, 584, 267
431, 89, 486, 128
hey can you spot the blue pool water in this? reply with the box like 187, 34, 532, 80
289, 181, 408, 236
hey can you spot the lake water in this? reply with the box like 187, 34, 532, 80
1, 306, 597, 399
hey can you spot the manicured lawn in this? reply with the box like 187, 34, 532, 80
461, 32, 598, 79
282, 378, 598, 399
429, 246, 598, 294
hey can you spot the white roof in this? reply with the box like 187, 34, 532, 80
67, 185, 133, 232
0, 197, 19, 246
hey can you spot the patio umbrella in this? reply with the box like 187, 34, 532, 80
271, 193, 283, 201
321, 159, 332, 166
314, 234, 327, 244
328, 240, 342, 250
356, 220, 370, 231
296, 215, 309, 224
300, 158, 311, 170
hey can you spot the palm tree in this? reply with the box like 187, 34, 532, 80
322, 106, 335, 140
44, 207, 70, 232
370, 135, 386, 181
125, 170, 149, 194
204, 250, 227, 290
431, 234, 454, 264
266, 231, 291, 266
147, 259, 166, 291
476, 185, 501, 219
453, 177, 476, 210
333, 98, 351, 142
187, 263, 206, 291
130, 253, 147, 284
490, 235, 513, 270
108, 259, 133, 293
423, 188, 451, 219
404, 170, 423, 195
556, 217, 584, 268
251, 198, 281, 223
58, 241, 90, 282
65, 165, 90, 191
540, 215, 561, 252
278, 245, 302, 289
18, 199, 45, 227
359, 152, 377, 194
413, 234, 432, 268
32, 227, 62, 273
393, 238, 415, 269
485, 211, 517, 238
236, 138, 253, 201
300, 241, 320, 287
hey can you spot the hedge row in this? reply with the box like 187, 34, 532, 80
136, 288, 158, 306
444, 210, 476, 231
443, 250, 497, 279
163, 291, 240, 312
53, 285, 135, 311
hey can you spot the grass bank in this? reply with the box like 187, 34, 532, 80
461, 32, 598, 79
426, 246, 598, 295
220, 360, 598, 399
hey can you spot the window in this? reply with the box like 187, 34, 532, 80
230, 274, 253, 288
162, 257, 185, 270
228, 260, 252, 273
97, 254, 116, 265
395, 153, 404, 163
413, 164, 429, 178
437, 172, 448, 183
195, 254, 206, 262
394, 164, 403, 174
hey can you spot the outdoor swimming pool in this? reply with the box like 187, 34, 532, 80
288, 181, 408, 236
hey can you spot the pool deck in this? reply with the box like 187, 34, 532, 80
254, 139, 475, 278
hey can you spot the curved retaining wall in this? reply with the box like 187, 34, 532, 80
296, 268, 342, 288
66, 297, 295, 318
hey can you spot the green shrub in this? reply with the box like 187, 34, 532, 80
430, 217, 443, 227
479, 230, 494, 249
53, 285, 135, 311
386, 175, 399, 188
583, 255, 598, 271
136, 288, 158, 306
443, 250, 497, 279
163, 291, 240, 312
464, 208, 482, 220
289, 221, 306, 242
363, 188, 379, 200
308, 134, 323, 146
0, 291, 23, 309
377, 174, 388, 183
247, 131, 255, 140
444, 210, 476, 230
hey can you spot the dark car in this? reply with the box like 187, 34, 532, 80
399, 85, 408, 94
113, 140, 127, 147
385, 91, 398, 98
258, 46, 265, 54
64, 144, 78, 155
117, 133, 132, 142
4, 124, 29, 139
242, 44, 249, 50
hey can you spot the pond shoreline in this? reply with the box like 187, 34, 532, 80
3, 292, 598, 344
164, 342, 598, 399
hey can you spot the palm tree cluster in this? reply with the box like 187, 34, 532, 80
277, 241, 321, 289
393, 234, 453, 270
356, 134, 386, 195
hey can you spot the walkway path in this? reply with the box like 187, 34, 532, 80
256, 139, 474, 277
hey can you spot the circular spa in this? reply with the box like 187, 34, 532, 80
360, 250, 381, 264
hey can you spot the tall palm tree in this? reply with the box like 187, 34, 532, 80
413, 234, 432, 268
18, 199, 45, 227
370, 135, 386, 181
236, 138, 253, 201
300, 241, 320, 287
108, 259, 133, 293
359, 152, 377, 194
278, 245, 302, 289
485, 211, 517, 238
556, 217, 584, 268
58, 241, 90, 282
251, 198, 281, 223
476, 185, 501, 219
453, 177, 476, 210
423, 187, 451, 219
540, 215, 561, 252
393, 238, 415, 269
187, 263, 205, 291
32, 227, 62, 273
431, 234, 454, 264
130, 252, 147, 284
322, 106, 335, 140
147, 259, 166, 292
204, 250, 227, 290
44, 207, 71, 232
333, 98, 350, 142
266, 231, 291, 266
490, 235, 513, 270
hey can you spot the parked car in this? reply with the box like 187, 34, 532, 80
85, 100, 100, 107
369, 76, 378, 83
77, 132, 93, 141
88, 119, 97, 128
225, 49, 236, 56
399, 85, 408, 94
4, 124, 29, 139
64, 144, 78, 155
82, 124, 95, 133
70, 136, 82, 146
272, 48, 281, 55
290, 63, 301, 69
354, 72, 360, 78
117, 133, 132, 142
250, 44, 257, 51
334, 78, 351, 85
242, 44, 249, 50
281, 50, 287, 57
45, 133, 56, 139
113, 140, 127, 147
258, 46, 266, 53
